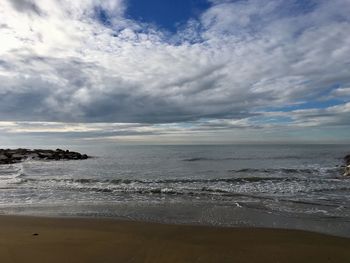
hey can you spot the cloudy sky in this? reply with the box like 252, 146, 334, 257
0, 0, 350, 145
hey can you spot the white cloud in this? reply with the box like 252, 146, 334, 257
0, 0, 349, 142
262, 102, 350, 128
330, 87, 350, 98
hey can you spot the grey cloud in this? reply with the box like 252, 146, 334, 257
263, 103, 350, 128
0, 0, 350, 130
0, 24, 10, 29
6, 130, 158, 139
9, 0, 43, 15
328, 88, 350, 99
0, 118, 261, 141
0, 59, 11, 70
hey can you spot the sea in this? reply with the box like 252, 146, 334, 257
0, 144, 349, 237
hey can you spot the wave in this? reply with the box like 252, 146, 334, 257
0, 163, 25, 188
229, 167, 340, 175
12, 163, 350, 200
182, 156, 317, 162
0, 164, 23, 174
16, 175, 349, 194
183, 157, 212, 162
286, 199, 347, 208
18, 176, 302, 185
312, 187, 350, 193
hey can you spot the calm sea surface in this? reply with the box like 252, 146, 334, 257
1, 144, 349, 237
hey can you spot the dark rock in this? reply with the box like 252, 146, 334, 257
345, 155, 350, 165
345, 165, 350, 177
0, 149, 90, 165
4, 152, 12, 158
344, 155, 350, 176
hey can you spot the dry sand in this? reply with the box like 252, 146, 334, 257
0, 215, 349, 263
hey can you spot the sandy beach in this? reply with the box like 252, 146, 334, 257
0, 215, 349, 263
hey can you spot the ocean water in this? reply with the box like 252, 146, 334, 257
1, 144, 350, 237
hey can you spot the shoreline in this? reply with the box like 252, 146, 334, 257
0, 215, 349, 263
1, 212, 348, 239
2, 200, 350, 239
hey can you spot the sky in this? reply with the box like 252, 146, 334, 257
0, 0, 350, 145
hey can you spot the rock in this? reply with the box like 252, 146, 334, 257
37, 152, 53, 159
345, 155, 350, 165
0, 149, 90, 165
343, 155, 350, 176
4, 152, 12, 158
28, 153, 39, 159
344, 165, 350, 176
12, 154, 27, 160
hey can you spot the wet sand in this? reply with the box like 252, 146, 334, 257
0, 215, 349, 263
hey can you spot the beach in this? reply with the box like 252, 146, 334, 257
1, 145, 350, 262
0, 215, 349, 263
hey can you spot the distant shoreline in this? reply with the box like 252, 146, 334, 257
0, 215, 349, 263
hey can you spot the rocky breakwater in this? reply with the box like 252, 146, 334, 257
0, 148, 89, 165
345, 154, 350, 176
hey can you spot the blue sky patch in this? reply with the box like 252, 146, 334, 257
95, 6, 112, 26
282, 0, 318, 16
264, 99, 343, 113
126, 0, 211, 32
251, 116, 293, 125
